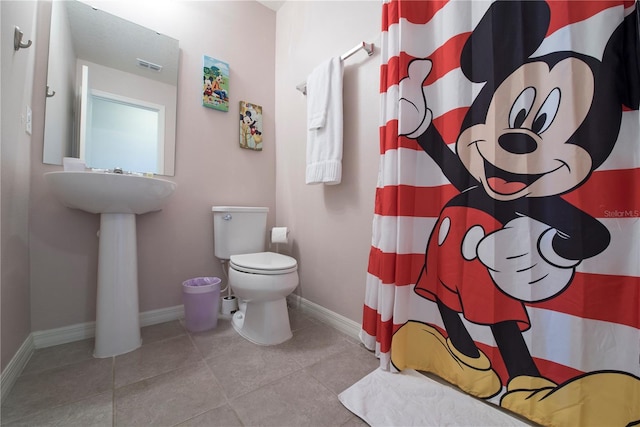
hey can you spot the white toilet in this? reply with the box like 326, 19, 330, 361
212, 206, 299, 345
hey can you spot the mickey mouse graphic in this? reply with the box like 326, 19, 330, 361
390, 1, 640, 425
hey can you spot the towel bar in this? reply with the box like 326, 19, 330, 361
297, 41, 374, 95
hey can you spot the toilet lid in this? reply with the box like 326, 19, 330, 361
230, 252, 298, 274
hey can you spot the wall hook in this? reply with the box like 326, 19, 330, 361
46, 86, 56, 98
14, 26, 33, 51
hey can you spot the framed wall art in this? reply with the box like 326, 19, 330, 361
202, 55, 229, 111
239, 101, 263, 151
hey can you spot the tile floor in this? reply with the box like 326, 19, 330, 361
1, 308, 378, 426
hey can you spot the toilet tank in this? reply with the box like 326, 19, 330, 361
212, 206, 269, 259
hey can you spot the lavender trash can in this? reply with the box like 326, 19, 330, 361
182, 277, 221, 332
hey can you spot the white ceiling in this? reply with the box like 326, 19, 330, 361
65, 1, 179, 85
256, 1, 285, 12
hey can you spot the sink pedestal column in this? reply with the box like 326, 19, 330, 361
94, 213, 142, 357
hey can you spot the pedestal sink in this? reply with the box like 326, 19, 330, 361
44, 171, 177, 357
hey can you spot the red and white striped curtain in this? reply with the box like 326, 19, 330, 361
361, 1, 640, 425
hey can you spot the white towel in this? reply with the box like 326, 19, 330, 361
339, 369, 530, 427
305, 57, 343, 185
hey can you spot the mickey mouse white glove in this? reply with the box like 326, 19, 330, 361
477, 215, 580, 302
399, 59, 433, 138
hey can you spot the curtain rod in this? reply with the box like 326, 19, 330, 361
296, 41, 374, 95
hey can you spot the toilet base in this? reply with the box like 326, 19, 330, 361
232, 298, 292, 345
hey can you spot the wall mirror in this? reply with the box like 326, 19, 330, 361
43, 0, 179, 175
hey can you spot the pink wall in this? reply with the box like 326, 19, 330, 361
1, 0, 38, 372
29, 1, 277, 331
274, 1, 381, 322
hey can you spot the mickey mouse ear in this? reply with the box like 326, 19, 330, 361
601, 6, 640, 110
460, 1, 551, 84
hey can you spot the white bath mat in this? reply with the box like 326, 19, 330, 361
338, 368, 532, 426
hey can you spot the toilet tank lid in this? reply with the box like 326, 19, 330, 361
211, 206, 269, 213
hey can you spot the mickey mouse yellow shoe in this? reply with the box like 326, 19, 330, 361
390, 321, 502, 398
501, 372, 640, 427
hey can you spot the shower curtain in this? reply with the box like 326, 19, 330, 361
360, 1, 640, 425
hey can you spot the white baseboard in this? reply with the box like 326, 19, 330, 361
288, 294, 361, 340
1, 305, 184, 403
31, 305, 184, 349
1, 334, 34, 403
31, 321, 95, 349
140, 304, 184, 328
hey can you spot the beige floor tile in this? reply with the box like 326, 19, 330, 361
176, 404, 243, 427
140, 320, 186, 345
288, 308, 317, 332
1, 358, 112, 423
21, 339, 94, 375
205, 342, 302, 399
189, 318, 257, 360
273, 323, 354, 368
306, 343, 379, 395
2, 309, 376, 427
3, 392, 112, 427
230, 369, 353, 426
341, 414, 369, 426
114, 334, 201, 388
114, 362, 225, 426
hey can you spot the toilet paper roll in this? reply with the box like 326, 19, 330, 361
271, 227, 289, 244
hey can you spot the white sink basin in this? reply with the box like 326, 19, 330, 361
44, 171, 177, 358
44, 171, 176, 214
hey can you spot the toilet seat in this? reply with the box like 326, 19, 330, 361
230, 252, 297, 275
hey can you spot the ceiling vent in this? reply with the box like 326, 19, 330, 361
136, 58, 163, 72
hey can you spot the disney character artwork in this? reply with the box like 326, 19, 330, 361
203, 77, 214, 103
390, 1, 640, 426
202, 55, 229, 112
239, 101, 263, 151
